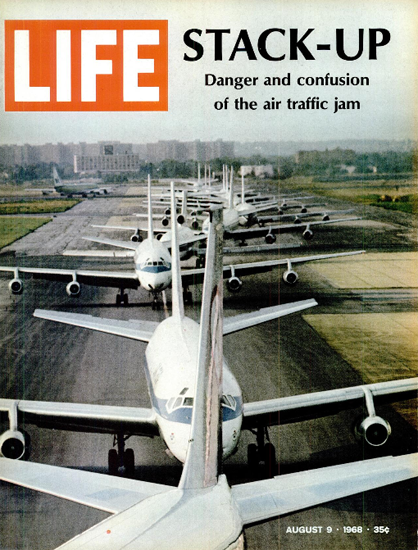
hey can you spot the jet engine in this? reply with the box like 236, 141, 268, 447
66, 281, 81, 297
130, 230, 143, 243
164, 208, 171, 216
191, 218, 199, 230
0, 429, 28, 460
300, 206, 308, 213
177, 214, 185, 225
162, 216, 169, 227
293, 216, 302, 225
283, 269, 299, 285
302, 227, 314, 240
322, 213, 330, 221
227, 276, 243, 292
265, 232, 276, 244
156, 233, 164, 241
9, 278, 23, 295
354, 416, 391, 447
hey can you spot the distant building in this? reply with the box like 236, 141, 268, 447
240, 164, 274, 177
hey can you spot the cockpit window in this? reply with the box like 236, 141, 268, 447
173, 397, 182, 409
183, 397, 194, 407
221, 394, 236, 410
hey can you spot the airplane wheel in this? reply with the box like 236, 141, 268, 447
108, 449, 119, 475
263, 443, 276, 476
247, 443, 259, 470
124, 448, 135, 477
116, 295, 121, 306
123, 293, 129, 306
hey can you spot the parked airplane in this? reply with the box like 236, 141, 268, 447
51, 166, 111, 197
0, 192, 417, 550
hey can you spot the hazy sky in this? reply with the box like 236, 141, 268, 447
1, 0, 417, 145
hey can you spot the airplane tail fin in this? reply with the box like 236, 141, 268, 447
179, 206, 224, 490
147, 175, 154, 238
228, 166, 234, 208
52, 166, 61, 188
170, 182, 185, 320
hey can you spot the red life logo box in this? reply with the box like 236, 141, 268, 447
4, 20, 168, 111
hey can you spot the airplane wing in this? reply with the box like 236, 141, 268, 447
223, 299, 317, 335
232, 453, 418, 525
83, 236, 139, 250
226, 217, 361, 241
33, 309, 158, 342
180, 251, 364, 287
0, 458, 172, 514
242, 377, 418, 429
63, 249, 136, 258
0, 399, 159, 437
0, 266, 139, 289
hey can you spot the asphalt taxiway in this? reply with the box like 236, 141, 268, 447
0, 188, 416, 550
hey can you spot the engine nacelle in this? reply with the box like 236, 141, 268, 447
177, 214, 185, 225
164, 208, 171, 216
162, 216, 169, 227
191, 218, 199, 230
354, 416, 391, 447
283, 269, 299, 285
300, 206, 308, 213
265, 232, 276, 244
0, 429, 26, 460
130, 232, 143, 243
66, 281, 81, 297
293, 216, 302, 225
227, 276, 243, 292
322, 213, 330, 221
156, 233, 164, 241
9, 278, 23, 295
302, 228, 314, 240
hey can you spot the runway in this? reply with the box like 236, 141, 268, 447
0, 189, 416, 549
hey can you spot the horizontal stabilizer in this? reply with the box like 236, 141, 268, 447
232, 453, 418, 525
223, 299, 317, 335
34, 310, 158, 342
0, 458, 172, 514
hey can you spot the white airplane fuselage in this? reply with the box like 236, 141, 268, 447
134, 238, 172, 292
145, 315, 243, 462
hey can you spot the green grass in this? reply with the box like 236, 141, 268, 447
0, 199, 79, 215
0, 217, 52, 248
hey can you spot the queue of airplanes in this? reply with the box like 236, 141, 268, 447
0, 183, 417, 550
0, 174, 364, 308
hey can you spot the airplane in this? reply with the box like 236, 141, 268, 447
0, 189, 417, 549
50, 166, 111, 198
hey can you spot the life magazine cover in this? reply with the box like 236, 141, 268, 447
0, 0, 417, 549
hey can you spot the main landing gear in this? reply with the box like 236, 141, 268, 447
183, 286, 193, 305
248, 425, 277, 476
108, 432, 135, 477
116, 289, 129, 306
